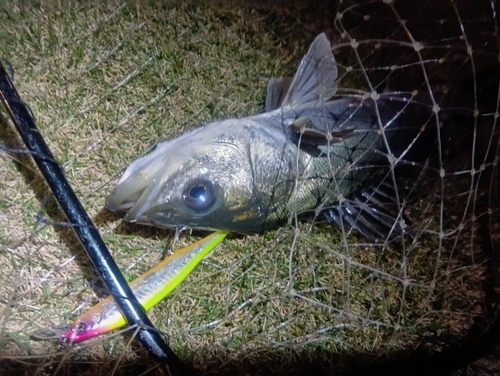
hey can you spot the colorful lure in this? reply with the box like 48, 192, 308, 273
61, 231, 227, 343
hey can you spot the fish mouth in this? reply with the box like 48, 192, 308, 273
105, 147, 173, 219
106, 185, 146, 212
106, 172, 166, 221
105, 169, 150, 213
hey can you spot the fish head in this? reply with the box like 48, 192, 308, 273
106, 119, 276, 231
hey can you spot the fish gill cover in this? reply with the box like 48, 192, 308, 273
0, 1, 498, 375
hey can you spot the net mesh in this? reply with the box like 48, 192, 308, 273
0, 1, 498, 374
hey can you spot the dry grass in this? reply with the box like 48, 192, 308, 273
0, 1, 498, 375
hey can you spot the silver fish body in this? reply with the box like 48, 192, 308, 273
106, 33, 412, 234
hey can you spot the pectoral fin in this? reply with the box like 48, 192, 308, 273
290, 116, 356, 146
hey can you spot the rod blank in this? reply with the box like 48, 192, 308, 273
0, 61, 195, 375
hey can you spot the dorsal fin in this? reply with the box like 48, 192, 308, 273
281, 33, 338, 108
266, 77, 293, 112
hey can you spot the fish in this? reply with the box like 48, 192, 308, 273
60, 231, 227, 343
106, 33, 417, 242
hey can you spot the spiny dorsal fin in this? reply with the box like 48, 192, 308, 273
281, 33, 338, 108
266, 77, 293, 112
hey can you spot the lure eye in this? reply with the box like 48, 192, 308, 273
182, 180, 217, 214
77, 323, 88, 333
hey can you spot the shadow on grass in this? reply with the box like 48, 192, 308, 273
1, 329, 500, 376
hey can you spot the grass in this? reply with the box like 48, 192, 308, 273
0, 1, 498, 375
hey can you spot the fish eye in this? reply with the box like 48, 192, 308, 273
182, 180, 217, 214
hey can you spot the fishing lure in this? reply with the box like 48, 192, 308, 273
61, 231, 227, 343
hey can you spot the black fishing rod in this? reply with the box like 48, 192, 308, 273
0, 61, 197, 376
